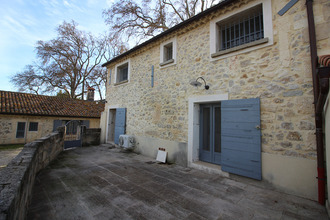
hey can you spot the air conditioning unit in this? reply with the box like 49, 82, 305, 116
118, 135, 135, 149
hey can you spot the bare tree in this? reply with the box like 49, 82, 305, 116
11, 65, 41, 95
103, 0, 220, 43
11, 21, 114, 99
88, 65, 107, 100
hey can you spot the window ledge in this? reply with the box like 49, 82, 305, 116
211, 38, 269, 58
114, 80, 128, 86
160, 59, 174, 66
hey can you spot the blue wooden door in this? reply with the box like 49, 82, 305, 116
221, 98, 261, 180
114, 108, 126, 145
199, 104, 222, 165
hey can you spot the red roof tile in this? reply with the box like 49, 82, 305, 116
0, 90, 105, 118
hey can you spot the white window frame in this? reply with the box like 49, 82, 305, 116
210, 0, 273, 60
160, 37, 177, 68
114, 59, 130, 85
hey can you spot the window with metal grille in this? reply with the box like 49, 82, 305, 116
117, 62, 128, 82
16, 122, 26, 138
160, 38, 176, 67
29, 122, 38, 131
163, 42, 173, 62
218, 5, 263, 51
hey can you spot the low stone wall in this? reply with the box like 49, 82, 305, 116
82, 128, 101, 147
0, 127, 65, 220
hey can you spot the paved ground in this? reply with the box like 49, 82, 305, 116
27, 145, 328, 220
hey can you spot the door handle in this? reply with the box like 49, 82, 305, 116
255, 125, 261, 130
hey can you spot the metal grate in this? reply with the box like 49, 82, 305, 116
219, 9, 264, 51
16, 122, 26, 138
29, 122, 38, 131
164, 42, 173, 61
118, 63, 128, 82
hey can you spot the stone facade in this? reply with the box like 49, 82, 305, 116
102, 0, 330, 200
82, 128, 101, 147
0, 127, 65, 220
0, 115, 100, 145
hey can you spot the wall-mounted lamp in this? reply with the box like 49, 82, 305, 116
190, 77, 209, 90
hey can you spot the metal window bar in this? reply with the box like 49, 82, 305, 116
220, 10, 263, 51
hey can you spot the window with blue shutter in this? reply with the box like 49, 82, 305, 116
114, 108, 126, 145
109, 69, 112, 85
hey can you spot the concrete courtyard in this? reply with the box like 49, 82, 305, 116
27, 145, 328, 219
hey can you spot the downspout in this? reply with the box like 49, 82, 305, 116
306, 0, 325, 205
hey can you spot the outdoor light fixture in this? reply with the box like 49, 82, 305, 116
190, 77, 209, 90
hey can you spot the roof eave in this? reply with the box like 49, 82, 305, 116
101, 0, 238, 67
0, 112, 101, 118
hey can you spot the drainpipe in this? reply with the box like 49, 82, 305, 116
306, 0, 325, 205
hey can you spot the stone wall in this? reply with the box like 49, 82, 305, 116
102, 0, 329, 200
82, 128, 101, 147
103, 0, 330, 159
104, 0, 329, 158
0, 127, 65, 220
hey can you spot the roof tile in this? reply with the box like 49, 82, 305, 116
0, 90, 105, 118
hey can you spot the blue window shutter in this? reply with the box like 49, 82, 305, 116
114, 108, 126, 144
221, 98, 262, 180
109, 69, 112, 85
53, 120, 62, 132
151, 65, 154, 88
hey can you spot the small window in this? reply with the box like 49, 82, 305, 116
118, 63, 128, 82
163, 42, 173, 62
115, 61, 130, 84
160, 38, 177, 67
29, 122, 38, 131
16, 122, 26, 138
218, 5, 263, 51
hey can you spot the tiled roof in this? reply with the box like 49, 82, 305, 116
0, 90, 105, 118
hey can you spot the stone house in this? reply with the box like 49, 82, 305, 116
100, 0, 329, 202
0, 89, 104, 145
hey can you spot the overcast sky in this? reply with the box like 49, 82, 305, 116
0, 0, 112, 93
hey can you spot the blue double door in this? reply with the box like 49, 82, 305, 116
199, 98, 262, 180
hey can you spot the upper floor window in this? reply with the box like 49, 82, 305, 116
219, 5, 263, 51
210, 0, 273, 59
118, 63, 128, 82
160, 37, 177, 67
114, 60, 130, 85
163, 42, 173, 61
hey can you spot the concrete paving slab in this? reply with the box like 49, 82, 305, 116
27, 145, 328, 220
